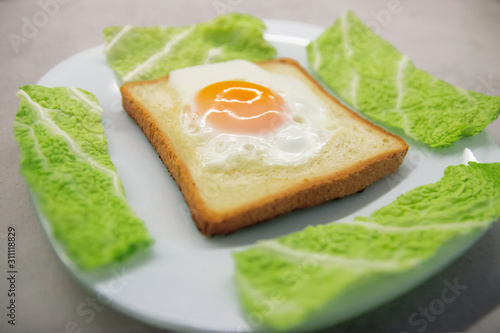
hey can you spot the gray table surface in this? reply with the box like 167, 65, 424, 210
1, 0, 500, 332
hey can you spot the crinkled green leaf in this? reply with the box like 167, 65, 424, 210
103, 13, 276, 83
14, 85, 153, 270
306, 11, 500, 148
233, 162, 500, 330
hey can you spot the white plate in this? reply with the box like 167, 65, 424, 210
35, 20, 500, 332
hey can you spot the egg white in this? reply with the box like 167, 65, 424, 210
169, 60, 338, 168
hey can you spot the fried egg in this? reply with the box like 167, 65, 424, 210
169, 60, 338, 168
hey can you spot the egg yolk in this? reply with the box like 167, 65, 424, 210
193, 80, 287, 134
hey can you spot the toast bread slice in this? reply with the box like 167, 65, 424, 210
121, 58, 409, 235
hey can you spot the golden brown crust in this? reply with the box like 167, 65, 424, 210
121, 58, 409, 236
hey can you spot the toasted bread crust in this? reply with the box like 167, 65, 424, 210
121, 58, 408, 235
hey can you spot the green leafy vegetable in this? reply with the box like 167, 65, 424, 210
14, 85, 153, 270
233, 162, 500, 331
306, 11, 500, 148
103, 13, 276, 83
